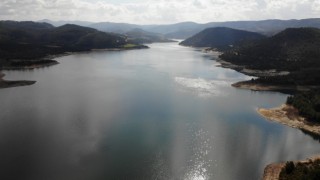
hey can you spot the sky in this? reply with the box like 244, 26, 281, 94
0, 0, 319, 24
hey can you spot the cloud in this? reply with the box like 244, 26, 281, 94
0, 0, 319, 24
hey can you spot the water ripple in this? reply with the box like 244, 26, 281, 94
174, 77, 229, 97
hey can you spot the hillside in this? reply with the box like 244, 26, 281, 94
179, 27, 265, 50
0, 21, 54, 30
170, 18, 320, 39
89, 22, 140, 34
0, 21, 143, 69
220, 28, 320, 123
125, 28, 174, 44
220, 28, 320, 71
42, 18, 320, 39
0, 22, 127, 52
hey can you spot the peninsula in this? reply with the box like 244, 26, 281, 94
0, 72, 35, 89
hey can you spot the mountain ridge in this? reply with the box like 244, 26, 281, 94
39, 18, 320, 39
179, 27, 265, 50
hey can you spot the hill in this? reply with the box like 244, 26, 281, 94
220, 28, 320, 71
125, 28, 175, 44
179, 27, 265, 50
169, 18, 320, 39
39, 19, 93, 27
42, 19, 320, 39
89, 22, 140, 34
220, 28, 320, 123
0, 20, 54, 30
0, 21, 147, 69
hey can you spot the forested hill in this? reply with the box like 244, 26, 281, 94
220, 27, 320, 71
0, 21, 137, 68
125, 28, 175, 44
0, 21, 54, 30
179, 27, 265, 49
0, 21, 127, 54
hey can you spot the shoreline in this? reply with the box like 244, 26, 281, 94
216, 59, 290, 77
213, 56, 320, 179
257, 101, 320, 179
263, 155, 320, 180
1, 60, 59, 70
232, 81, 297, 92
92, 45, 149, 51
215, 59, 319, 93
232, 81, 319, 93
0, 59, 58, 89
0, 45, 149, 89
257, 104, 320, 136
263, 162, 285, 180
0, 72, 36, 89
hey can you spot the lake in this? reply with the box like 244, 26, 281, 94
1, 42, 319, 180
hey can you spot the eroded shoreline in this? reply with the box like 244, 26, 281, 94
263, 155, 320, 180
258, 105, 320, 179
257, 104, 320, 135
213, 56, 320, 179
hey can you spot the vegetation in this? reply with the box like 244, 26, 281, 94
286, 90, 320, 122
123, 44, 137, 48
122, 43, 149, 49
285, 161, 295, 174
219, 28, 320, 123
249, 69, 320, 86
280, 160, 320, 180
220, 28, 320, 71
0, 21, 142, 69
179, 27, 265, 50
125, 28, 175, 44
86, 18, 320, 39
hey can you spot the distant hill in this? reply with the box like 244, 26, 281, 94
125, 28, 174, 44
0, 21, 139, 68
179, 27, 265, 49
204, 19, 320, 36
169, 18, 320, 39
40, 24, 127, 49
165, 29, 200, 39
0, 21, 127, 56
0, 20, 54, 30
89, 22, 141, 34
220, 27, 320, 71
144, 22, 201, 35
39, 19, 93, 27
41, 18, 320, 40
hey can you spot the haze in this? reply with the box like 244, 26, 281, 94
1, 0, 319, 24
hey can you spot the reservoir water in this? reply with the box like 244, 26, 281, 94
1, 43, 320, 180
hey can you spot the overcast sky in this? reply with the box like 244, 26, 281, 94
1, 0, 319, 24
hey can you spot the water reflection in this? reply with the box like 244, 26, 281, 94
174, 77, 229, 97
0, 43, 320, 180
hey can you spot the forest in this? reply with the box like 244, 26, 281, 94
0, 21, 144, 69
286, 90, 320, 123
280, 160, 320, 180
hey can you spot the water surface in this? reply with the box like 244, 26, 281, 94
1, 43, 319, 180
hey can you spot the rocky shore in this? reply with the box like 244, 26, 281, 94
257, 104, 320, 135
263, 155, 320, 180
258, 102, 320, 180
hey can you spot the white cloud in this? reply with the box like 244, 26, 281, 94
0, 0, 319, 24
